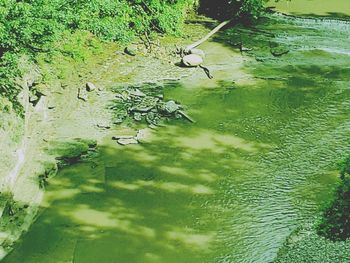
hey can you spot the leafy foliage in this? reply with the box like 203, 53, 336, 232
317, 156, 350, 241
199, 0, 269, 20
0, 0, 196, 109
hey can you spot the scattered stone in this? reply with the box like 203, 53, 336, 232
136, 128, 151, 142
240, 46, 252, 52
164, 100, 180, 114
128, 88, 146, 97
112, 85, 194, 127
96, 122, 111, 129
77, 88, 88, 101
130, 97, 159, 112
117, 138, 138, 146
112, 135, 134, 140
182, 54, 203, 67
86, 82, 97, 92
133, 112, 142, 121
124, 47, 137, 56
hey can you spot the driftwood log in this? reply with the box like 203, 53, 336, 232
184, 20, 231, 53
181, 19, 231, 79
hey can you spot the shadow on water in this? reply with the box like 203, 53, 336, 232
5, 73, 350, 262
4, 10, 350, 263
3, 115, 272, 263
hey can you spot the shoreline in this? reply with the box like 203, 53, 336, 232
0, 19, 249, 259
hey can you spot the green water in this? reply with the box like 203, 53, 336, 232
4, 9, 350, 263
267, 0, 350, 18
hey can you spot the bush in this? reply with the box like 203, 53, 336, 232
199, 0, 269, 20
317, 156, 350, 241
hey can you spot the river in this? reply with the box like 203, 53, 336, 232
4, 1, 350, 263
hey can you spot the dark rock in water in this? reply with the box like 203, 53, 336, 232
270, 46, 289, 57
86, 82, 97, 92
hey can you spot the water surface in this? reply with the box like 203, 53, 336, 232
4, 10, 350, 263
267, 0, 350, 18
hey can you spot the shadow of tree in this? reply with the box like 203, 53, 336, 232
5, 12, 350, 263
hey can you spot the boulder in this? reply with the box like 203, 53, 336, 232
189, 48, 205, 58
112, 135, 134, 140
164, 100, 180, 114
124, 47, 137, 56
86, 82, 97, 92
182, 54, 203, 67
117, 138, 138, 146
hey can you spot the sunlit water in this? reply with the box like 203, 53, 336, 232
267, 0, 350, 18
4, 9, 350, 263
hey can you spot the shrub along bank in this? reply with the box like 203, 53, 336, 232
0, 0, 270, 111
317, 156, 350, 241
0, 0, 197, 110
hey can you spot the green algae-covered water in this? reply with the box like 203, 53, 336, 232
267, 0, 350, 18
4, 5, 350, 263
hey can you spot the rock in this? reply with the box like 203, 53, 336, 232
128, 88, 146, 97
77, 88, 88, 101
86, 82, 97, 92
189, 48, 206, 58
240, 46, 252, 52
124, 47, 137, 56
164, 100, 180, 114
182, 54, 203, 67
133, 112, 142, 121
113, 118, 124, 124
146, 112, 156, 124
97, 122, 111, 129
112, 135, 134, 140
136, 128, 151, 142
117, 138, 138, 146
130, 96, 159, 113
270, 46, 289, 57
158, 100, 180, 115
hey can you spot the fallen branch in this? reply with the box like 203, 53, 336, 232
178, 110, 195, 123
185, 20, 231, 52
